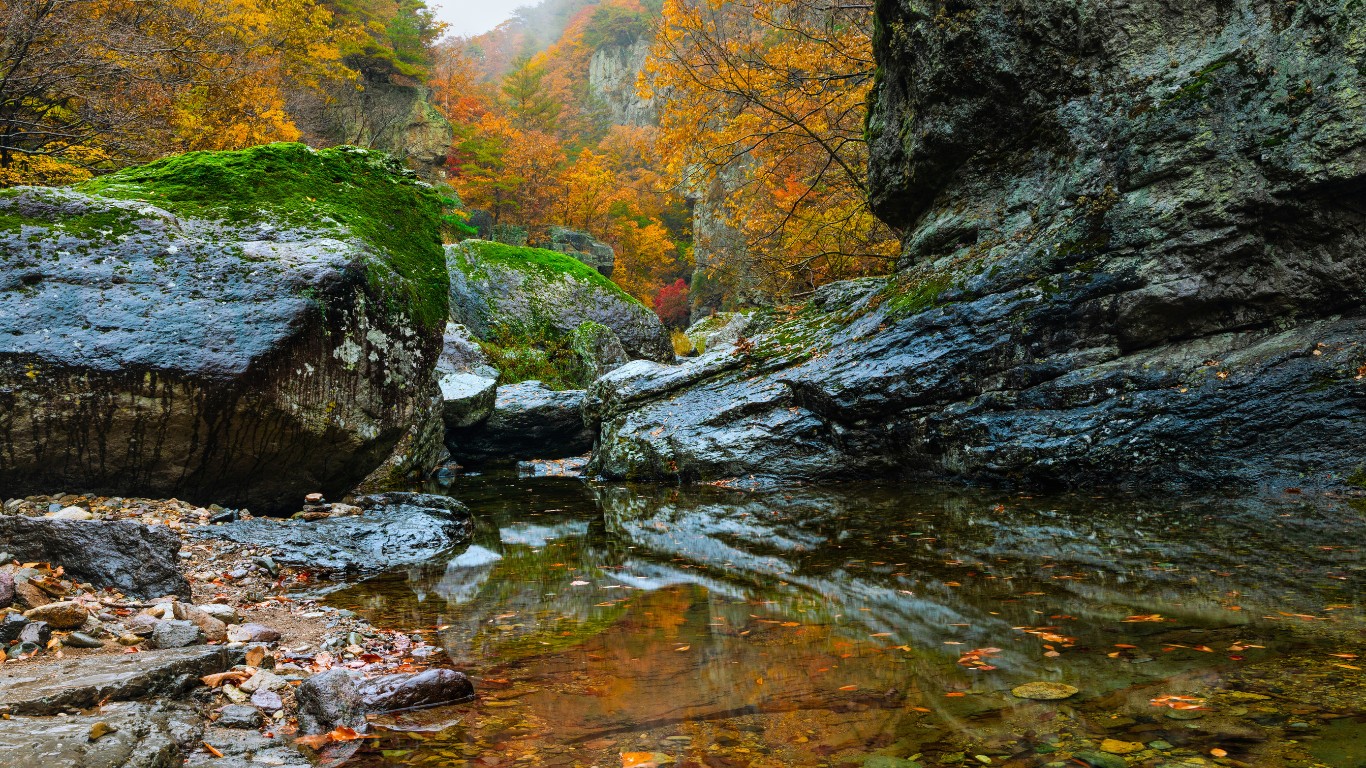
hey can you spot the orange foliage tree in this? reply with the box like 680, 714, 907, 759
648, 0, 900, 298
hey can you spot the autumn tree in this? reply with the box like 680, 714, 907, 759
501, 56, 562, 131
648, 0, 899, 300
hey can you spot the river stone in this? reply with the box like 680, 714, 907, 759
0, 145, 446, 513
215, 705, 262, 730
1011, 682, 1079, 701
47, 506, 94, 521
447, 240, 673, 363
226, 623, 280, 644
23, 601, 87, 630
1099, 739, 1143, 755
201, 493, 472, 573
197, 604, 240, 624
0, 701, 202, 768
1072, 753, 1127, 768
63, 631, 104, 649
0, 646, 241, 715
18, 620, 50, 647
295, 667, 474, 735
250, 688, 283, 712
447, 381, 593, 463
151, 620, 204, 649
0, 517, 189, 599
589, 0, 1366, 491
0, 571, 12, 607
0, 613, 28, 643
295, 668, 366, 735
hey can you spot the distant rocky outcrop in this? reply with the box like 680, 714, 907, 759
588, 0, 1366, 490
546, 226, 616, 277
0, 144, 449, 512
588, 38, 656, 127
447, 240, 673, 363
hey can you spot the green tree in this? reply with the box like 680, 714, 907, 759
500, 56, 561, 132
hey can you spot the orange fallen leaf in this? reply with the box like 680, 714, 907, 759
204, 743, 224, 758
1211, 748, 1228, 757
622, 753, 657, 768
296, 726, 365, 749
839, 685, 858, 691
911, 706, 931, 713
945, 692, 966, 697
674, 645, 690, 652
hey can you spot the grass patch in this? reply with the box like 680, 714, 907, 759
79, 143, 448, 332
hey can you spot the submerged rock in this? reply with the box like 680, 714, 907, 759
447, 240, 673, 363
446, 381, 593, 463
589, 0, 1366, 490
0, 516, 189, 599
201, 492, 472, 573
0, 144, 447, 513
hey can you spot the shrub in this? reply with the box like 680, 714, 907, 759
654, 278, 690, 329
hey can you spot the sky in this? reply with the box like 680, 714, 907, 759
432, 0, 526, 38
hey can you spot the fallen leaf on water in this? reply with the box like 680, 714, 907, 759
1211, 748, 1228, 757
1150, 694, 1207, 710
839, 685, 858, 691
1123, 614, 1170, 623
621, 753, 657, 768
674, 645, 690, 652
296, 726, 365, 749
945, 692, 967, 697
1329, 653, 1358, 659
88, 722, 116, 741
1334, 663, 1361, 670
911, 706, 931, 713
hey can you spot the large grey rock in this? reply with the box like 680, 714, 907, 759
295, 667, 474, 735
0, 145, 446, 513
0, 701, 202, 768
447, 240, 673, 363
150, 620, 204, 649
546, 225, 616, 277
436, 323, 500, 428
0, 646, 241, 715
0, 516, 189, 599
185, 726, 310, 767
447, 381, 593, 463
588, 0, 1366, 491
201, 492, 472, 573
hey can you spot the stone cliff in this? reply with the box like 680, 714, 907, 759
587, 0, 1366, 490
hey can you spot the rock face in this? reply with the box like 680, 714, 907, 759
0, 646, 241, 715
0, 144, 448, 513
295, 667, 474, 734
588, 38, 656, 127
546, 226, 616, 277
590, 1, 1366, 489
447, 381, 594, 464
448, 240, 673, 363
436, 323, 500, 429
202, 492, 472, 573
0, 701, 202, 768
0, 516, 189, 599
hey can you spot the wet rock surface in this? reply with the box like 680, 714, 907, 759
0, 646, 241, 715
589, 0, 1366, 489
201, 492, 472, 573
0, 146, 446, 513
448, 381, 593, 463
295, 667, 474, 734
0, 516, 189, 599
0, 701, 202, 768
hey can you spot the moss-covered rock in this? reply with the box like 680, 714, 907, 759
447, 240, 674, 371
0, 144, 448, 512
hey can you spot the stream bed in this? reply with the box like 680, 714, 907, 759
321, 472, 1364, 768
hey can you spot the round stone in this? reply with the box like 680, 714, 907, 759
1011, 682, 1079, 700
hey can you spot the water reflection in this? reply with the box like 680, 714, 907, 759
325, 473, 1364, 767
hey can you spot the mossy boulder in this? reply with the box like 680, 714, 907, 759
447, 240, 674, 366
0, 143, 449, 512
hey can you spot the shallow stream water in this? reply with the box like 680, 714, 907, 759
323, 471, 1364, 768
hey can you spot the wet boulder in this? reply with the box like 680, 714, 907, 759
436, 323, 500, 429
296, 667, 474, 734
447, 240, 673, 363
201, 492, 472, 573
0, 701, 203, 768
0, 144, 448, 513
446, 381, 593, 463
0, 516, 189, 599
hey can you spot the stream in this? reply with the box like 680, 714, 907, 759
321, 471, 1364, 768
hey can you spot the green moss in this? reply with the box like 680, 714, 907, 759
1347, 466, 1366, 489
454, 239, 637, 305
79, 143, 448, 331
882, 270, 954, 317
